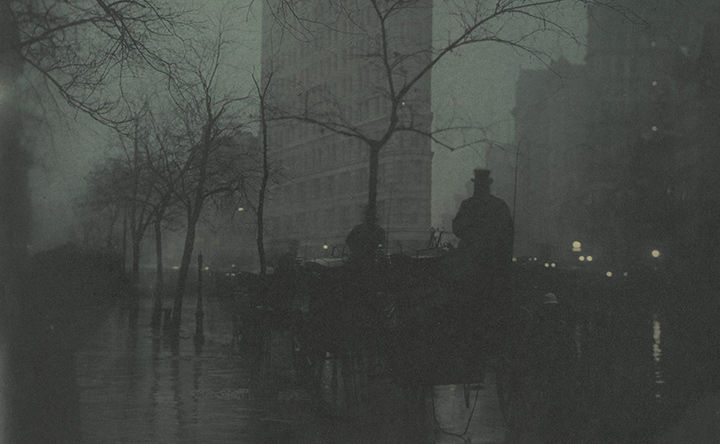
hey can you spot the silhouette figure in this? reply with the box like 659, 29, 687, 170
452, 168, 514, 268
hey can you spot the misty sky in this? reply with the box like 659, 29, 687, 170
28, 1, 588, 250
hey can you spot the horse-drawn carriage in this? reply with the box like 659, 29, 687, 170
257, 244, 532, 424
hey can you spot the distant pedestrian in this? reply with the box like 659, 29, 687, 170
345, 207, 385, 266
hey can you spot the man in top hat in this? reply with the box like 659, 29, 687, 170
452, 168, 514, 272
450, 168, 514, 358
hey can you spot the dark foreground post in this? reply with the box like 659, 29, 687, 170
195, 253, 204, 343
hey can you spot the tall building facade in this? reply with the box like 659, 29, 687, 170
498, 58, 589, 259
261, 1, 433, 259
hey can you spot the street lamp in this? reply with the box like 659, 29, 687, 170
572, 241, 582, 252
579, 256, 585, 262
237, 207, 244, 212
606, 271, 613, 278
586, 255, 593, 262
651, 249, 661, 258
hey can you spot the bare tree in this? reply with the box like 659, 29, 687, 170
143, 108, 184, 327
0, 0, 182, 330
9, 0, 182, 122
116, 105, 184, 324
164, 28, 255, 331
244, 73, 276, 276
264, 0, 618, 250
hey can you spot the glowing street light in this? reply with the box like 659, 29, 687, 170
544, 263, 550, 268
572, 241, 582, 252
651, 249, 661, 258
237, 207, 244, 212
323, 244, 329, 250
586, 255, 593, 262
606, 271, 613, 278
551, 263, 557, 268
579, 256, 585, 262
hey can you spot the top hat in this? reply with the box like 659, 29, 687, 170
472, 168, 493, 185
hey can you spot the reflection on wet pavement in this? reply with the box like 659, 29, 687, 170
41, 294, 709, 443
75, 298, 262, 443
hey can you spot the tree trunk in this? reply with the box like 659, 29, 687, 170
120, 208, 127, 271
171, 215, 199, 331
129, 235, 142, 326
195, 253, 204, 340
366, 144, 381, 225
151, 221, 164, 328
171, 109, 211, 332
131, 236, 141, 285
257, 95, 270, 276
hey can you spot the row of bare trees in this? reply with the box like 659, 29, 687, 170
81, 24, 269, 330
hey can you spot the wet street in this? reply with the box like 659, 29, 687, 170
5, 268, 720, 443
75, 297, 261, 443
69, 292, 710, 443
71, 294, 509, 444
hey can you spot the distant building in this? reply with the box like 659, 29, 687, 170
494, 2, 720, 265
261, 1, 433, 260
489, 57, 588, 260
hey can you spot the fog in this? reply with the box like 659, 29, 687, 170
25, 1, 587, 259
